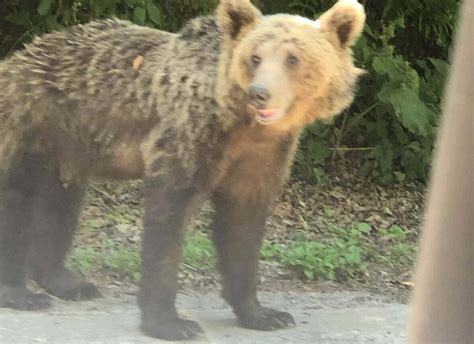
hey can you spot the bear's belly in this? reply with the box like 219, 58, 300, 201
37, 137, 147, 184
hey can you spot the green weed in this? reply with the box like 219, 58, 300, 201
69, 223, 415, 283
183, 231, 216, 272
68, 230, 217, 281
262, 223, 372, 280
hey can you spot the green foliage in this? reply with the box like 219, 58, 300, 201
68, 241, 141, 282
262, 222, 372, 280
377, 225, 417, 267
68, 230, 216, 282
183, 231, 216, 271
0, 0, 459, 183
101, 240, 141, 281
68, 221, 415, 283
288, 0, 457, 184
262, 222, 416, 280
67, 245, 100, 274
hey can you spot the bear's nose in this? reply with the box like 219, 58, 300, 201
249, 86, 270, 108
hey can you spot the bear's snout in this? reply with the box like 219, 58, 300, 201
249, 85, 271, 108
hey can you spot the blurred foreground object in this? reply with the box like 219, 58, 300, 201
407, 1, 473, 343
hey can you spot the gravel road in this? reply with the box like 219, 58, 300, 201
0, 291, 408, 343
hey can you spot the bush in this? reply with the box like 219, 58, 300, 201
275, 0, 457, 183
0, 0, 459, 183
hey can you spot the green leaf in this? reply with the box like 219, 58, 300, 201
372, 55, 393, 76
125, 0, 135, 7
38, 0, 53, 16
312, 167, 324, 184
133, 7, 146, 25
372, 55, 420, 91
6, 11, 31, 26
382, 0, 395, 18
394, 171, 406, 182
379, 145, 394, 173
394, 123, 409, 144
309, 141, 331, 163
304, 269, 315, 279
378, 86, 430, 136
376, 119, 388, 138
356, 223, 372, 234
126, 0, 146, 8
90, 0, 108, 16
390, 89, 430, 135
146, 1, 163, 26
428, 58, 449, 78
346, 247, 362, 265
45, 15, 59, 30
294, 246, 305, 257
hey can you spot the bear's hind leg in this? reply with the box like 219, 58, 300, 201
0, 154, 52, 310
26, 156, 100, 301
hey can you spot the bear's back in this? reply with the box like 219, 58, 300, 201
2, 19, 173, 101
0, 16, 225, 142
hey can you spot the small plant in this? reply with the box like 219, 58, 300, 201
379, 226, 417, 267
67, 245, 101, 274
69, 221, 416, 283
102, 242, 142, 282
262, 222, 417, 280
262, 223, 373, 280
183, 231, 216, 272
68, 230, 217, 280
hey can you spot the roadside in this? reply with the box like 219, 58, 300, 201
69, 162, 424, 303
0, 290, 408, 343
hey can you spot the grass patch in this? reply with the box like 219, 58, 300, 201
68, 231, 217, 282
102, 241, 141, 281
69, 223, 416, 283
262, 223, 372, 280
183, 231, 216, 271
262, 223, 416, 281
68, 245, 101, 274
68, 241, 141, 282
375, 226, 417, 267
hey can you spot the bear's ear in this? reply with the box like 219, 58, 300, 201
216, 0, 262, 41
318, 0, 366, 48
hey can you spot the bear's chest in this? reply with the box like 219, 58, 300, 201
208, 128, 298, 198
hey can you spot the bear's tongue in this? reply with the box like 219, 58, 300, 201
258, 109, 278, 118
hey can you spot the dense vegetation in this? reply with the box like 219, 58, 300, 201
0, 0, 459, 183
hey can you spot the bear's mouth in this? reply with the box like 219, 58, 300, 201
255, 108, 285, 125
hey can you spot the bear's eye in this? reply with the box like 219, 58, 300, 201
250, 54, 261, 67
287, 54, 300, 68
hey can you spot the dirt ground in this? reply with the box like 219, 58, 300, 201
76, 161, 425, 302
0, 290, 409, 343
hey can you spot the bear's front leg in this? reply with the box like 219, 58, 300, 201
211, 187, 296, 331
138, 179, 203, 340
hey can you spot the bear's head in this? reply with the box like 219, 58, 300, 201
217, 0, 366, 132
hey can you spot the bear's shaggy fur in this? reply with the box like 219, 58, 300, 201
0, 0, 365, 340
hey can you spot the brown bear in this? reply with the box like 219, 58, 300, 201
0, 0, 365, 340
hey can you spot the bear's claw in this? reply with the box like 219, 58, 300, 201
0, 286, 52, 311
239, 307, 296, 331
141, 317, 204, 341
